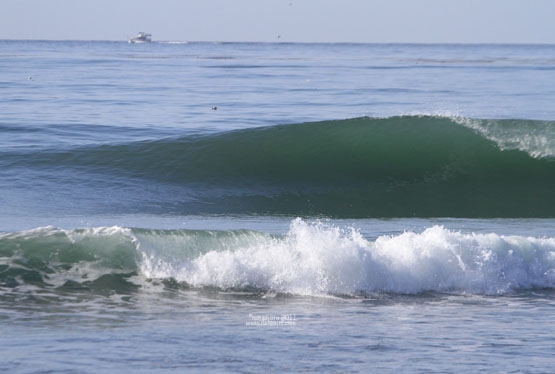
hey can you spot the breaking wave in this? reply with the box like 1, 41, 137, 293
2, 220, 555, 297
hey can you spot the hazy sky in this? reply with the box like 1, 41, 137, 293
1, 0, 554, 43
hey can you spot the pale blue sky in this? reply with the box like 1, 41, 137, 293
1, 0, 554, 43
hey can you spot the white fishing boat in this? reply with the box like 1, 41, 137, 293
128, 32, 152, 44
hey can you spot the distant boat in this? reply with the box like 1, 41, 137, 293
128, 32, 152, 44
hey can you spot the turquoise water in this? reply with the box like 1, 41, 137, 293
1, 41, 555, 373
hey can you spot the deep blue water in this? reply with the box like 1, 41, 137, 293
1, 40, 555, 373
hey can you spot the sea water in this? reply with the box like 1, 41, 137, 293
1, 41, 555, 373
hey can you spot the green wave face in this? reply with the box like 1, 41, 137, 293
0, 226, 271, 294
4, 116, 555, 217
0, 227, 140, 294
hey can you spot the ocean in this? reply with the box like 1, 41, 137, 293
1, 40, 554, 373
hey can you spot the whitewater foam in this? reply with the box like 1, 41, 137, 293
455, 116, 555, 159
139, 219, 555, 295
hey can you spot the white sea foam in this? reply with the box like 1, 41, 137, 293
139, 219, 555, 296
455, 117, 555, 159
390, 114, 555, 159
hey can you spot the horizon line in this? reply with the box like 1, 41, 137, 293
1, 38, 555, 46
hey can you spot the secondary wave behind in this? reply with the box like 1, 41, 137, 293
2, 116, 554, 217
